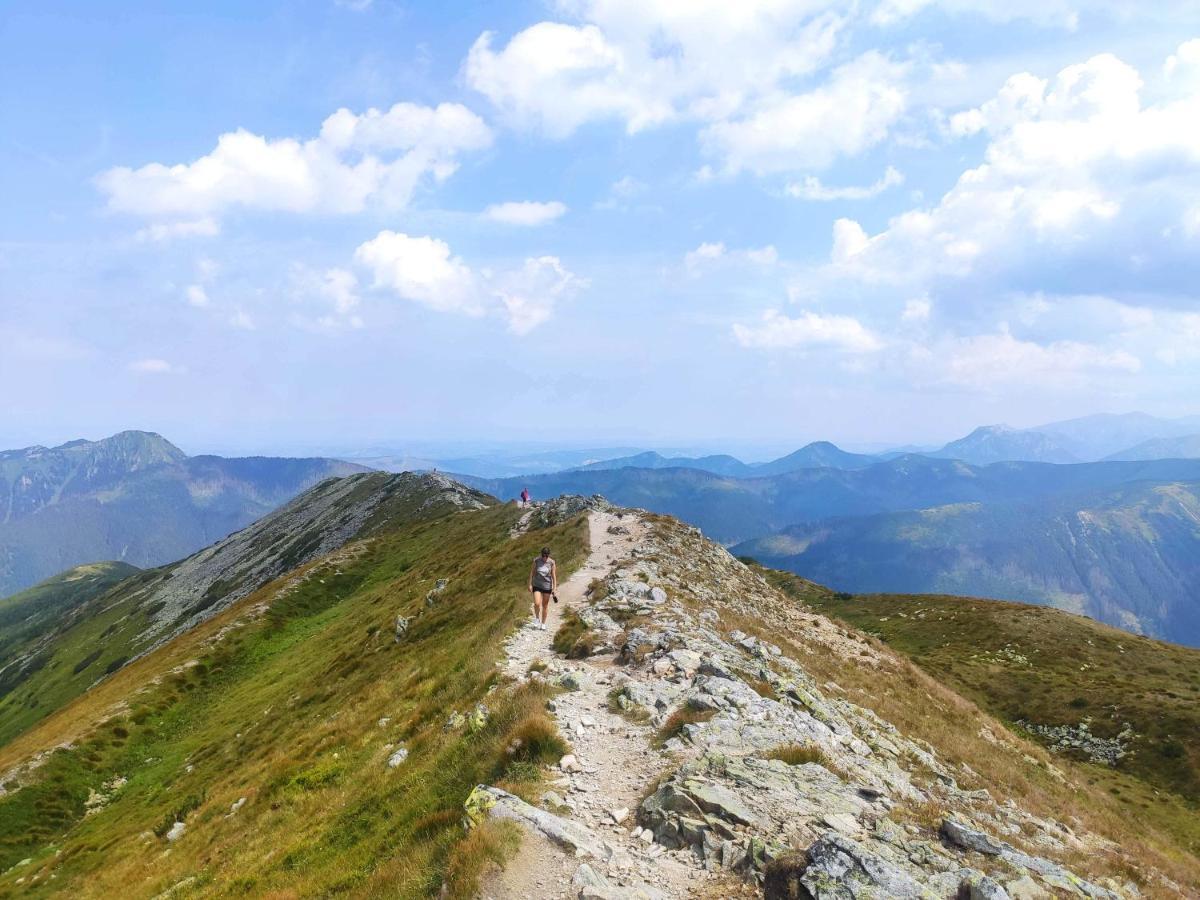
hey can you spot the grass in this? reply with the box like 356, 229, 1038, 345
0, 500, 590, 899
606, 688, 651, 724
643, 517, 1200, 895
551, 608, 597, 659
769, 575, 1200, 803
655, 707, 715, 747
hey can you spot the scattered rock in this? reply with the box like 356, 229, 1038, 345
164, 821, 186, 843
464, 785, 605, 858
941, 818, 1004, 856
387, 747, 409, 768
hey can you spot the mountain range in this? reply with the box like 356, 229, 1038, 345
0, 475, 1195, 896
462, 456, 1200, 644
0, 430, 369, 598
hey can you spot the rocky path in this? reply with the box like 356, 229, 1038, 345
480, 511, 732, 900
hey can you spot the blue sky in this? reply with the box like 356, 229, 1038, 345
2, 1, 1199, 456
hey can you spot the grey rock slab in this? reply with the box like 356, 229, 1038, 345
941, 818, 1005, 856
680, 780, 759, 827
473, 786, 607, 859
800, 834, 936, 899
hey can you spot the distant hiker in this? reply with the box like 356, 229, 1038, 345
528, 546, 557, 630
520, 487, 531, 507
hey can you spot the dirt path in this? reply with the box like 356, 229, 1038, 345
481, 511, 730, 900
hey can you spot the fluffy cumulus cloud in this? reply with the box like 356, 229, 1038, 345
97, 102, 492, 228
733, 309, 883, 352
832, 46, 1200, 295
464, 2, 926, 174
354, 231, 581, 333
700, 53, 908, 175
727, 42, 1200, 393
484, 200, 568, 226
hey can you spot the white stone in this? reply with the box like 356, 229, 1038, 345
165, 821, 186, 842
387, 747, 409, 768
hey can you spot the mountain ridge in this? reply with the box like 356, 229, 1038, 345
0, 430, 372, 598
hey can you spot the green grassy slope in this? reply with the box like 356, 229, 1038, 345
761, 568, 1200, 805
0, 501, 588, 898
0, 562, 140, 663
0, 473, 491, 751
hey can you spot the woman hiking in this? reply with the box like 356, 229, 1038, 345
527, 546, 557, 630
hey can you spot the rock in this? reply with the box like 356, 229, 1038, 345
681, 780, 759, 827
608, 807, 629, 824
394, 614, 412, 641
800, 834, 926, 898
228, 797, 246, 815
377, 716, 391, 728
164, 821, 186, 842
941, 818, 1004, 856
821, 812, 860, 835
561, 754, 583, 773
649, 586, 668, 605
444, 711, 466, 731
638, 828, 655, 844
387, 747, 409, 768
963, 873, 1012, 900
464, 785, 606, 858
1005, 875, 1050, 899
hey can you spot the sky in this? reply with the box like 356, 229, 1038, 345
2, 1, 1200, 456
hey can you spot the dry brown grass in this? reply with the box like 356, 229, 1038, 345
655, 707, 716, 746
444, 820, 522, 899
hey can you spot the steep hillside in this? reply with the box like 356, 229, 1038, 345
0, 431, 370, 597
735, 481, 1200, 645
0, 562, 140, 663
763, 575, 1200, 804
931, 425, 1080, 464
0, 472, 491, 747
0, 488, 588, 898
0, 499, 1196, 898
1106, 434, 1200, 461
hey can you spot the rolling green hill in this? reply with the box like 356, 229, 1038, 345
0, 472, 492, 748
761, 567, 1200, 806
0, 431, 369, 598
0, 480, 588, 898
736, 480, 1200, 645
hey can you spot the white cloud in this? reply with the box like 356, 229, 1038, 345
229, 309, 256, 330
494, 256, 582, 334
185, 284, 210, 308
353, 230, 581, 333
701, 53, 908, 175
464, 3, 924, 174
733, 309, 883, 352
830, 46, 1200, 296
129, 358, 180, 374
684, 241, 777, 272
831, 218, 869, 263
355, 232, 482, 315
335, 0, 373, 10
787, 165, 904, 201
902, 297, 932, 321
136, 218, 219, 242
98, 102, 491, 223
934, 328, 1140, 387
484, 200, 568, 226
289, 265, 364, 330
